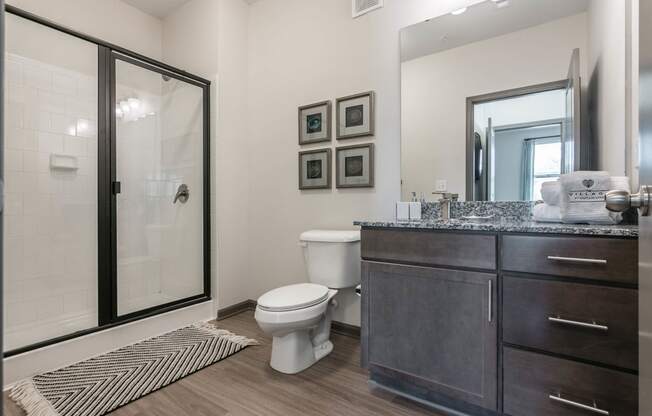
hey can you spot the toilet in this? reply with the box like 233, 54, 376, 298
254, 230, 361, 374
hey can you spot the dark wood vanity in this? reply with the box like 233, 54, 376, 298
360, 227, 638, 416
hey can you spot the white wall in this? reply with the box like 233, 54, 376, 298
243, 0, 485, 326
6, 0, 163, 59
401, 13, 588, 202
588, 0, 627, 176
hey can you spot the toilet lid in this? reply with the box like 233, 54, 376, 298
257, 283, 330, 312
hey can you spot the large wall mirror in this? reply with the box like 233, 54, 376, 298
400, 0, 637, 202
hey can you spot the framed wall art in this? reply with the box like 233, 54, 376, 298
336, 91, 375, 139
299, 148, 332, 189
336, 143, 374, 188
298, 100, 332, 145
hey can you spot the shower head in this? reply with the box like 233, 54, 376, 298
162, 74, 171, 82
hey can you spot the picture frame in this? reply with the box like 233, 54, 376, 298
336, 143, 374, 188
299, 148, 332, 189
336, 91, 375, 139
298, 100, 332, 145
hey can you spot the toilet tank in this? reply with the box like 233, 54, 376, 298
299, 230, 361, 289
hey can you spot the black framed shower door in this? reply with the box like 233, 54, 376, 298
5, 6, 211, 357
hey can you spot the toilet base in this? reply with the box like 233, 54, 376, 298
270, 331, 333, 374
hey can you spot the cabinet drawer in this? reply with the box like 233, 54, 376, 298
503, 276, 637, 370
504, 347, 637, 416
361, 229, 496, 270
502, 235, 637, 284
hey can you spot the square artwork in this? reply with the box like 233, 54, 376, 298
337, 91, 374, 139
345, 105, 364, 127
307, 159, 323, 179
306, 113, 322, 134
299, 101, 331, 144
345, 155, 363, 177
299, 149, 331, 189
336, 144, 374, 188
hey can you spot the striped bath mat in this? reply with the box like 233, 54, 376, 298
10, 322, 258, 416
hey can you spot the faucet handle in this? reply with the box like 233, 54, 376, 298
432, 192, 459, 201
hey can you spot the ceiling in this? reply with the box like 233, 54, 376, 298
401, 0, 591, 62
123, 0, 261, 19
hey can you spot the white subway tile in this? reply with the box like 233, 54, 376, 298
63, 135, 87, 156
4, 215, 24, 237
23, 193, 51, 217
4, 235, 25, 281
37, 90, 66, 115
6, 60, 22, 86
38, 131, 64, 153
4, 171, 23, 193
22, 151, 39, 172
50, 114, 77, 136
37, 296, 65, 320
24, 108, 50, 131
4, 193, 23, 216
5, 149, 23, 171
52, 72, 76, 96
23, 65, 52, 90
6, 299, 39, 326
63, 291, 89, 315
7, 84, 37, 106
37, 172, 61, 194
5, 103, 24, 128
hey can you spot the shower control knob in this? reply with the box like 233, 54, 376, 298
605, 185, 651, 216
174, 184, 190, 204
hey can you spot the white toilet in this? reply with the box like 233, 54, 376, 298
254, 230, 361, 374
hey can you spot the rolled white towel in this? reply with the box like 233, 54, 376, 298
540, 181, 560, 206
560, 171, 617, 224
533, 203, 561, 223
610, 176, 631, 192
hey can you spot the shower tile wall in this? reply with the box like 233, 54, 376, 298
3, 52, 98, 350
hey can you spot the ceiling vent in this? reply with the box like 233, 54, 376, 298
352, 0, 383, 18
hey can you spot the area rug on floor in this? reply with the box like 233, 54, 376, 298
10, 322, 258, 416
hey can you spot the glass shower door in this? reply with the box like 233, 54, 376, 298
113, 55, 206, 317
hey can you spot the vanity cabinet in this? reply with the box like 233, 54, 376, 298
360, 227, 638, 416
361, 229, 498, 413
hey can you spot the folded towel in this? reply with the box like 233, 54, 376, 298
610, 176, 631, 192
540, 181, 560, 206
560, 171, 617, 224
533, 203, 561, 223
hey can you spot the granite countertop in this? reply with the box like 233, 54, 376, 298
353, 218, 639, 238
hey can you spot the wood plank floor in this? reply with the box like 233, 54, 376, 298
4, 310, 441, 415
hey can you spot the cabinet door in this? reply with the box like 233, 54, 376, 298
363, 261, 497, 411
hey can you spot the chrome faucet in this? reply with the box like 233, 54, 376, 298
432, 192, 459, 220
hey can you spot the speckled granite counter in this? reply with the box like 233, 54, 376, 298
353, 219, 638, 238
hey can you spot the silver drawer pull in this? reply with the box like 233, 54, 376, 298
549, 393, 609, 415
547, 256, 607, 265
548, 316, 608, 331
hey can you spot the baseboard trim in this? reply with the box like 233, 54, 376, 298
218, 300, 361, 339
217, 299, 257, 320
331, 320, 361, 339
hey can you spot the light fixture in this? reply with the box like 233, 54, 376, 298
451, 7, 467, 15
128, 98, 141, 110
77, 119, 89, 133
120, 100, 131, 113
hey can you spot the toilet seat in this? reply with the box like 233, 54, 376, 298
257, 283, 329, 312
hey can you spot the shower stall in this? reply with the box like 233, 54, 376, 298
2, 7, 210, 355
